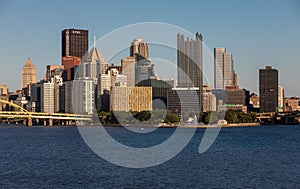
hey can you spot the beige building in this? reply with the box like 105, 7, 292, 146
129, 86, 152, 112
121, 57, 135, 87
0, 84, 8, 96
278, 86, 284, 112
110, 86, 131, 112
110, 86, 152, 112
130, 38, 149, 58
22, 57, 36, 88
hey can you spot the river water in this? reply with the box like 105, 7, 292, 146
0, 124, 299, 188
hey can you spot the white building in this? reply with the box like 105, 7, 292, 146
73, 78, 95, 115
278, 86, 284, 112
41, 82, 54, 113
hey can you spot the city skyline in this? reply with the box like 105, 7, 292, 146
0, 0, 299, 97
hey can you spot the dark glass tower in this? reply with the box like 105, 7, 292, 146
259, 66, 278, 113
177, 32, 203, 113
61, 29, 89, 58
177, 32, 203, 88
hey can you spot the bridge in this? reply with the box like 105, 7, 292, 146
0, 100, 92, 126
256, 111, 300, 125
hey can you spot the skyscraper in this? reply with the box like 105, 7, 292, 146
130, 38, 149, 58
259, 66, 278, 113
61, 29, 89, 58
214, 48, 234, 89
83, 36, 105, 82
22, 57, 36, 89
121, 57, 135, 87
177, 33, 203, 88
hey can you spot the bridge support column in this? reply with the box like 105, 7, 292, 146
44, 120, 47, 126
49, 119, 53, 126
28, 118, 32, 127
23, 119, 27, 126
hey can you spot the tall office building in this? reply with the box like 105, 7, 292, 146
22, 57, 36, 89
278, 86, 285, 112
121, 57, 136, 87
83, 36, 105, 81
130, 38, 149, 58
214, 48, 234, 89
73, 78, 95, 115
61, 29, 89, 58
177, 32, 203, 88
41, 82, 54, 113
135, 54, 157, 85
259, 66, 278, 113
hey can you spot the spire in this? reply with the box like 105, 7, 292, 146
94, 35, 96, 48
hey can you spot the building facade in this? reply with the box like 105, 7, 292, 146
22, 57, 36, 89
41, 82, 54, 113
82, 37, 105, 82
167, 88, 202, 115
278, 86, 285, 112
214, 48, 234, 90
121, 57, 136, 87
130, 38, 149, 58
177, 32, 203, 88
72, 78, 95, 114
61, 29, 88, 58
259, 66, 278, 113
62, 56, 81, 80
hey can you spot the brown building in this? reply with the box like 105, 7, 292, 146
285, 97, 299, 112
121, 57, 136, 87
22, 57, 36, 89
62, 56, 81, 80
61, 29, 89, 58
259, 66, 278, 113
130, 39, 149, 58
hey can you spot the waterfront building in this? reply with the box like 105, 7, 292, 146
130, 38, 149, 58
278, 86, 285, 112
121, 56, 136, 87
226, 88, 246, 105
61, 29, 88, 58
41, 82, 54, 113
214, 48, 234, 90
136, 79, 172, 110
259, 66, 278, 113
22, 57, 36, 89
129, 86, 152, 112
177, 32, 203, 89
167, 88, 202, 115
110, 86, 131, 112
218, 104, 247, 113
64, 81, 73, 113
72, 78, 95, 114
285, 97, 300, 112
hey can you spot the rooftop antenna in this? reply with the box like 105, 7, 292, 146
94, 35, 96, 48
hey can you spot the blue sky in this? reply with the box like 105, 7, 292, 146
0, 0, 299, 96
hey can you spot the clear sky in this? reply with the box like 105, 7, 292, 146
0, 0, 299, 96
